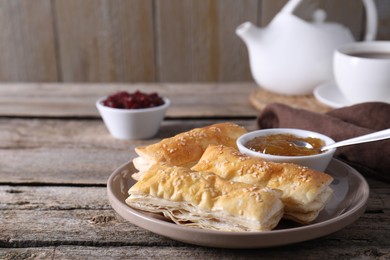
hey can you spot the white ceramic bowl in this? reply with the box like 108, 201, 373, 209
236, 128, 336, 172
96, 97, 170, 140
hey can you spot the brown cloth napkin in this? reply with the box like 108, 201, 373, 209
257, 102, 390, 182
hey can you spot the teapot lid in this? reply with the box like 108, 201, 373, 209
280, 0, 377, 41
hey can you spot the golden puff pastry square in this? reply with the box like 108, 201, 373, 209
132, 122, 247, 180
191, 145, 334, 224
126, 164, 284, 232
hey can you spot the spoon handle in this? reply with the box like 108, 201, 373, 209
321, 128, 390, 151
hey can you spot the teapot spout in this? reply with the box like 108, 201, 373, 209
236, 22, 262, 46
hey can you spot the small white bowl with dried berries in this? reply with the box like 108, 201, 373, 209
96, 90, 170, 140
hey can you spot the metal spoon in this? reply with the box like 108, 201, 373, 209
293, 128, 390, 152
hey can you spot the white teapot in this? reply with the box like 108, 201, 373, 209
236, 0, 378, 95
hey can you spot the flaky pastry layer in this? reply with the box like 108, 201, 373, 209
132, 122, 247, 180
191, 145, 334, 223
126, 164, 284, 232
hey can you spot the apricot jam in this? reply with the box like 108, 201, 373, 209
245, 134, 325, 156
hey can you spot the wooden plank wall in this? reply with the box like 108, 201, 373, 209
0, 0, 389, 83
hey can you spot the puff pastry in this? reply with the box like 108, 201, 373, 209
132, 122, 247, 180
191, 145, 334, 223
126, 164, 284, 232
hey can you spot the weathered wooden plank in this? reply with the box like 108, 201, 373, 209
0, 186, 108, 210
1, 244, 390, 259
155, 0, 258, 82
0, 210, 176, 247
0, 186, 389, 252
215, 0, 259, 82
0, 1, 389, 84
0, 83, 259, 117
0, 118, 257, 150
54, 0, 155, 82
1, 182, 388, 211
0, 119, 257, 184
0, 0, 58, 81
0, 147, 131, 185
376, 0, 390, 40
0, 212, 388, 256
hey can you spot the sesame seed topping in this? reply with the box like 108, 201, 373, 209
168, 148, 177, 153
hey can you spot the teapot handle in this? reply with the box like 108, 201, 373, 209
280, 0, 377, 41
362, 0, 378, 40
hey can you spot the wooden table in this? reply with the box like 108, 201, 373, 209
1, 83, 389, 259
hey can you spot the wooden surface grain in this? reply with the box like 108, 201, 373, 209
0, 118, 257, 184
54, 0, 155, 82
1, 0, 389, 82
0, 177, 389, 258
155, 0, 257, 82
0, 0, 58, 81
0, 83, 389, 259
0, 82, 337, 118
0, 180, 390, 259
0, 83, 259, 117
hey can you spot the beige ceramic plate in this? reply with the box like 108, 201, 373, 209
107, 159, 369, 248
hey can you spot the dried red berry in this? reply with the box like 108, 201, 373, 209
102, 90, 164, 109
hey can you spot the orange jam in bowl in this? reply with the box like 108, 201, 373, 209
237, 129, 336, 172
244, 134, 325, 156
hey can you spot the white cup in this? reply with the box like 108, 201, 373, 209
333, 41, 390, 104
